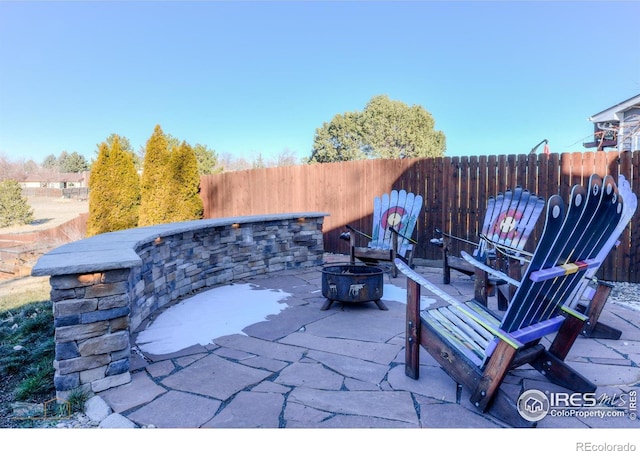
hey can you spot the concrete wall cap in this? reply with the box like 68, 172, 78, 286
32, 213, 329, 277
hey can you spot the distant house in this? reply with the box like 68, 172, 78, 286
583, 94, 640, 152
20, 171, 90, 189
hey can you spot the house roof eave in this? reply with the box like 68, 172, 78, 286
589, 94, 640, 124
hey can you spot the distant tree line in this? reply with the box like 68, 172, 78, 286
42, 151, 90, 173
307, 95, 446, 163
1, 94, 446, 231
1, 94, 445, 178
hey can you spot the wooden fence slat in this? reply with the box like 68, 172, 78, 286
469, 155, 480, 244
507, 154, 517, 190
497, 154, 507, 193
516, 154, 528, 190
200, 150, 639, 282
459, 156, 470, 243
559, 152, 572, 202
631, 151, 640, 282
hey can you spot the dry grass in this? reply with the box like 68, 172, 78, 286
0, 276, 51, 313
0, 277, 55, 428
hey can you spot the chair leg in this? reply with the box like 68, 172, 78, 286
582, 281, 621, 340
530, 314, 597, 393
548, 313, 584, 361
473, 267, 489, 307
391, 233, 399, 278
496, 285, 510, 311
407, 249, 415, 269
470, 341, 538, 427
405, 278, 421, 379
531, 350, 597, 393
470, 340, 518, 411
349, 234, 356, 264
583, 321, 622, 340
495, 260, 520, 311
443, 243, 451, 284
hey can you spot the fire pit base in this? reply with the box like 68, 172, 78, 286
320, 264, 387, 311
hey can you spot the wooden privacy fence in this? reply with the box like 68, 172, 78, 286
200, 150, 640, 283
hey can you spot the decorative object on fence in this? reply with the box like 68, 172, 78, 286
398, 174, 629, 427
529, 138, 549, 155
340, 189, 423, 278
432, 186, 545, 309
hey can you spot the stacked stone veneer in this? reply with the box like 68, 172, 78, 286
32, 213, 327, 399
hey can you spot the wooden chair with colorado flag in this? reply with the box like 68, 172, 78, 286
432, 186, 546, 309
340, 189, 423, 278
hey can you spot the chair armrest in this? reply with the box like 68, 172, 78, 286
345, 224, 372, 241
388, 226, 417, 245
435, 228, 479, 247
478, 234, 534, 261
528, 258, 600, 282
430, 237, 444, 247
560, 304, 589, 322
394, 258, 524, 349
460, 251, 521, 287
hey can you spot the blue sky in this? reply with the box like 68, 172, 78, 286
1, 1, 639, 165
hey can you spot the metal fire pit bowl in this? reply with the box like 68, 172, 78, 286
320, 264, 387, 311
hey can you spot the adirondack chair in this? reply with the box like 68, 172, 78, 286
398, 174, 631, 427
432, 187, 545, 309
341, 189, 423, 278
462, 175, 638, 340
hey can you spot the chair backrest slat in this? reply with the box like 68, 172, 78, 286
478, 187, 545, 258
370, 189, 423, 256
500, 175, 626, 333
568, 175, 638, 309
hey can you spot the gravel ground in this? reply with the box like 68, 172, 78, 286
608, 281, 640, 311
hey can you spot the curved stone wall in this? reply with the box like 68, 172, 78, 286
31, 213, 327, 398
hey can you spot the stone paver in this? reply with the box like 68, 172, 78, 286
274, 361, 344, 389
283, 402, 333, 427
572, 361, 640, 386
161, 353, 271, 401
126, 391, 220, 428
99, 413, 137, 428
386, 364, 458, 402
95, 264, 640, 430
287, 386, 419, 425
416, 399, 503, 428
202, 391, 284, 428
85, 396, 112, 423
305, 349, 390, 385
303, 302, 405, 343
99, 372, 166, 413
236, 354, 289, 373
243, 298, 332, 341
213, 334, 306, 362
279, 332, 403, 364
146, 360, 175, 378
